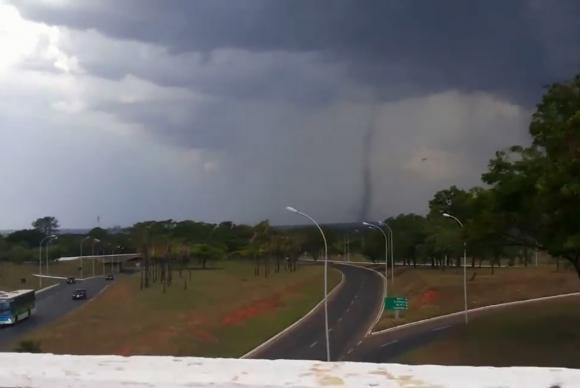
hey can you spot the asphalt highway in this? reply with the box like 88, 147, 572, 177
248, 263, 384, 361
346, 313, 461, 362
0, 277, 109, 350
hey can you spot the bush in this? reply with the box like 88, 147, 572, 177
13, 340, 42, 353
6, 245, 34, 263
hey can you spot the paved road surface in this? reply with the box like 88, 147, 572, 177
345, 313, 461, 362
347, 293, 580, 363
248, 263, 384, 361
0, 277, 109, 350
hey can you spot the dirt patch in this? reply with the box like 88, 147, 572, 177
117, 344, 133, 356
221, 295, 283, 326
418, 288, 440, 305
183, 315, 217, 344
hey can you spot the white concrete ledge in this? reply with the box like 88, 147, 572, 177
0, 353, 578, 387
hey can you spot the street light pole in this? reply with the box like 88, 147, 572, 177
363, 222, 388, 298
92, 239, 100, 276
442, 212, 468, 324
379, 221, 394, 287
286, 206, 330, 362
110, 245, 121, 274
38, 235, 55, 288
80, 236, 91, 279
45, 235, 58, 276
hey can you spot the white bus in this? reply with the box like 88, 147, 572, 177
0, 289, 36, 325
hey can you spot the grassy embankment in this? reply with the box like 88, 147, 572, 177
21, 261, 341, 357
375, 265, 579, 331
394, 296, 580, 368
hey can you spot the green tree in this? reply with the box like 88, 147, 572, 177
482, 74, 580, 277
424, 217, 463, 267
361, 229, 383, 263
482, 147, 545, 249
191, 243, 223, 269
425, 187, 475, 267
88, 227, 109, 242
428, 185, 472, 220
13, 340, 42, 353
6, 229, 45, 247
527, 74, 580, 276
32, 216, 59, 236
385, 214, 427, 267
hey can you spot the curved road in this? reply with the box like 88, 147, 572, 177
0, 277, 109, 350
248, 263, 384, 361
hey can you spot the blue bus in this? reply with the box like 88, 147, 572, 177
0, 289, 36, 325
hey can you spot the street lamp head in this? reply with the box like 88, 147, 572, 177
285, 206, 299, 213
94, 238, 101, 242
362, 221, 372, 227
49, 235, 58, 240
442, 212, 451, 218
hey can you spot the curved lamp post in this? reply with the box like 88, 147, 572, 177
378, 221, 394, 286
92, 238, 101, 276
442, 212, 468, 324
110, 245, 122, 274
79, 236, 92, 279
363, 222, 388, 298
286, 206, 330, 362
38, 235, 57, 288
45, 235, 58, 277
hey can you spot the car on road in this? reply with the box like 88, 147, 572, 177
105, 274, 114, 281
72, 289, 87, 300
66, 277, 76, 284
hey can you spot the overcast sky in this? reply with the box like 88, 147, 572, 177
1, 0, 579, 229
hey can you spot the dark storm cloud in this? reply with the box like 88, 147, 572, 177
13, 0, 580, 105
3, 0, 579, 228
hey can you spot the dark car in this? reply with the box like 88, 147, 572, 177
105, 274, 114, 281
72, 289, 87, 300
66, 277, 76, 284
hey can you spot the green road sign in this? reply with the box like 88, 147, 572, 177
385, 296, 408, 311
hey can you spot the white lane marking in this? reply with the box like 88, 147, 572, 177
347, 348, 354, 354
338, 317, 343, 322
346, 307, 350, 313
309, 341, 318, 348
431, 325, 452, 332
357, 340, 362, 346
380, 340, 399, 348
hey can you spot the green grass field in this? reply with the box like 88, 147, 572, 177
0, 261, 87, 291
394, 296, 580, 368
21, 261, 341, 357
376, 266, 580, 331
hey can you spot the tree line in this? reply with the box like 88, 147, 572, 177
365, 74, 580, 278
